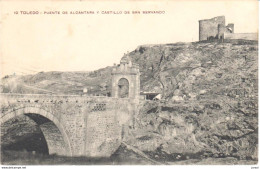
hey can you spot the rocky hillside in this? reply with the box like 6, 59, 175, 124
1, 68, 112, 95
1, 39, 258, 163
129, 40, 257, 100
1, 40, 257, 100
124, 39, 258, 163
1, 39, 258, 97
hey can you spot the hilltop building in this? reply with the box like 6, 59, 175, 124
199, 16, 257, 41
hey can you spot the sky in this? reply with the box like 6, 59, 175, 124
0, 0, 258, 77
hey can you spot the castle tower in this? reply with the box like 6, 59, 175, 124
199, 16, 225, 41
111, 54, 140, 99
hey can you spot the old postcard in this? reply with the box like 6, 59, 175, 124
0, 0, 258, 167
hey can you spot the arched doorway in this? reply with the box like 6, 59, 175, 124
1, 107, 72, 160
118, 78, 129, 98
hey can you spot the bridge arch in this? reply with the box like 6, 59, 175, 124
0, 107, 72, 156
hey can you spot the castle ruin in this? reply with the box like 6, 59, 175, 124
199, 16, 234, 41
199, 16, 257, 41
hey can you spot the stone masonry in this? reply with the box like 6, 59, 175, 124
0, 93, 139, 157
199, 16, 257, 41
199, 16, 234, 41
1, 55, 141, 157
111, 54, 140, 99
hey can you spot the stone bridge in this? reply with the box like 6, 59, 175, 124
1, 54, 141, 157
0, 93, 139, 157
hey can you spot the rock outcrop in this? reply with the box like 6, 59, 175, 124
125, 39, 258, 162
1, 39, 258, 163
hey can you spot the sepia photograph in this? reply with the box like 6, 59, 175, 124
0, 0, 258, 167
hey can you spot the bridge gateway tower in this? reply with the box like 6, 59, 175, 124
0, 54, 141, 158
111, 54, 140, 99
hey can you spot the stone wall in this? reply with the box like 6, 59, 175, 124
40, 122, 68, 156
85, 110, 122, 157
112, 74, 140, 99
199, 16, 225, 41
199, 16, 235, 41
111, 54, 140, 99
224, 33, 258, 41
0, 93, 137, 157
